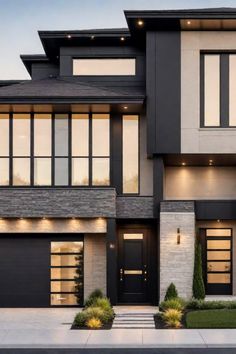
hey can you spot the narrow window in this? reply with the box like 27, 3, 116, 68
50, 241, 83, 306
34, 114, 52, 186
92, 114, 110, 186
54, 114, 69, 186
12, 114, 31, 186
0, 114, 9, 186
204, 55, 220, 126
122, 115, 139, 194
71, 114, 89, 186
229, 55, 236, 126
73, 58, 136, 76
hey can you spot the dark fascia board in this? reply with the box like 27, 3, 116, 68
0, 97, 144, 104
125, 8, 236, 32
38, 28, 131, 59
20, 54, 49, 75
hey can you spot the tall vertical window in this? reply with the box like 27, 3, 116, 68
72, 114, 89, 186
0, 114, 9, 185
204, 55, 220, 127
34, 114, 52, 186
122, 115, 139, 194
13, 114, 31, 185
50, 241, 83, 306
92, 114, 110, 186
229, 55, 236, 126
54, 114, 69, 186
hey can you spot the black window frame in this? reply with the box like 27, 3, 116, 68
200, 51, 236, 128
50, 239, 84, 307
0, 112, 111, 188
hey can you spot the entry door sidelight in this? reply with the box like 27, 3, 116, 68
202, 229, 232, 295
118, 230, 148, 303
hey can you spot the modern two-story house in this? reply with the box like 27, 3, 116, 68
0, 7, 236, 307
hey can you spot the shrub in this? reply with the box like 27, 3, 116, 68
193, 241, 205, 300
159, 298, 185, 312
164, 283, 178, 301
91, 297, 114, 322
84, 289, 104, 307
85, 307, 105, 321
86, 317, 102, 329
74, 311, 88, 327
162, 309, 182, 328
186, 299, 236, 310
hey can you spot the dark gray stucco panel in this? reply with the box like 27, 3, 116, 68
146, 31, 181, 154
0, 188, 116, 218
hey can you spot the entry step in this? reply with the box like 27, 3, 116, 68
112, 313, 155, 329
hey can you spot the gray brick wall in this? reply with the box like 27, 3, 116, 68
161, 201, 195, 213
116, 196, 154, 219
84, 234, 107, 301
0, 188, 116, 218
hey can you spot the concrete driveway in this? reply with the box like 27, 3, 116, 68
0, 308, 79, 330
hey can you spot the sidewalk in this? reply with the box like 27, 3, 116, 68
0, 308, 236, 348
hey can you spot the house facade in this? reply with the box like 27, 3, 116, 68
0, 8, 236, 307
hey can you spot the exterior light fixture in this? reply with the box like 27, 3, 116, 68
91, 35, 95, 40
209, 160, 213, 166
217, 219, 221, 223
137, 19, 144, 26
20, 217, 24, 220
120, 37, 125, 41
109, 243, 115, 249
177, 228, 181, 244
124, 106, 128, 110
182, 162, 186, 166
42, 217, 46, 220
67, 34, 72, 39
187, 20, 191, 25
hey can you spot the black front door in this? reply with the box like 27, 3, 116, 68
118, 229, 148, 303
200, 228, 233, 295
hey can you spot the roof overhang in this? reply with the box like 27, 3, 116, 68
38, 28, 131, 59
125, 8, 236, 34
20, 55, 50, 75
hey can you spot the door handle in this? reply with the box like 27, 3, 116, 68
120, 268, 123, 281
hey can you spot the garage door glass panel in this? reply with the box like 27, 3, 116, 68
50, 241, 83, 306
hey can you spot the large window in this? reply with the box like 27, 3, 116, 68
50, 241, 83, 306
122, 115, 139, 194
73, 58, 136, 76
201, 53, 236, 127
0, 113, 110, 187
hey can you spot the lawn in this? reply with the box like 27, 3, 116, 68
186, 309, 236, 328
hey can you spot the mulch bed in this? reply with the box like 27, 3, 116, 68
154, 312, 187, 329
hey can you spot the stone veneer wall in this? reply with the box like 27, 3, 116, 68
160, 201, 195, 300
84, 234, 106, 301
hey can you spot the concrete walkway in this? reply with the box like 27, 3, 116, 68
0, 309, 236, 348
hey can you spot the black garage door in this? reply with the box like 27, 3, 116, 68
0, 234, 83, 307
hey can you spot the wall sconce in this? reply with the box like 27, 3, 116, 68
109, 243, 115, 249
177, 228, 181, 245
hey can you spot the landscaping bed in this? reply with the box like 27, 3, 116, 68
155, 283, 236, 329
71, 289, 115, 330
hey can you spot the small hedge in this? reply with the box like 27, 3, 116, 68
186, 299, 236, 310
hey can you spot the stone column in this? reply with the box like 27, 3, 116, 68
160, 201, 195, 301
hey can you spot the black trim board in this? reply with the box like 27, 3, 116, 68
196, 200, 236, 220
146, 31, 181, 154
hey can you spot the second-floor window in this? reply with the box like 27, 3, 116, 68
0, 113, 110, 187
73, 58, 136, 76
201, 53, 236, 127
